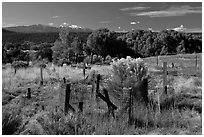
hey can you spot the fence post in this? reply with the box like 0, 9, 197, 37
14, 68, 17, 74
103, 89, 114, 118
64, 84, 71, 114
27, 88, 31, 99
96, 74, 100, 99
83, 62, 86, 79
163, 62, 167, 94
78, 102, 83, 112
63, 77, 66, 84
157, 56, 159, 67
40, 67, 43, 85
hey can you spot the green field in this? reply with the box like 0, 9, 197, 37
2, 53, 202, 135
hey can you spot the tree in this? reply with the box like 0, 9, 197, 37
176, 40, 186, 54
36, 43, 53, 62
71, 37, 83, 55
87, 28, 118, 57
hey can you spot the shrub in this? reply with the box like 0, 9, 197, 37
93, 55, 103, 64
104, 55, 112, 65
11, 61, 29, 69
111, 56, 148, 88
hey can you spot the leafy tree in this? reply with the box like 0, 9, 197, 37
87, 28, 118, 57
71, 37, 83, 55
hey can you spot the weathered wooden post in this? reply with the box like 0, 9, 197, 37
40, 67, 43, 85
78, 102, 83, 112
157, 56, 159, 67
163, 62, 167, 94
27, 88, 31, 99
63, 77, 66, 84
64, 84, 71, 114
83, 62, 86, 79
96, 74, 100, 99
97, 89, 117, 118
14, 68, 17, 74
42, 105, 45, 110
103, 89, 115, 118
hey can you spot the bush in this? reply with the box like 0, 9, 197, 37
92, 55, 103, 64
104, 55, 112, 65
11, 61, 29, 69
111, 56, 148, 88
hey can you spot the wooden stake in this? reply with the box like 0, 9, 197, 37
83, 62, 86, 79
157, 56, 159, 67
64, 84, 71, 114
14, 68, 17, 74
27, 88, 31, 99
163, 62, 167, 94
78, 102, 83, 112
40, 67, 43, 85
63, 77, 66, 83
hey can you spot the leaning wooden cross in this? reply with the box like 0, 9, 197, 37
97, 89, 117, 118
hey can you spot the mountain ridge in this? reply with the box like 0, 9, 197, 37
3, 24, 93, 33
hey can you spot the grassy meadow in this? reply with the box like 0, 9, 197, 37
2, 53, 202, 135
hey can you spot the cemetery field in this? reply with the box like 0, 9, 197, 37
2, 53, 202, 135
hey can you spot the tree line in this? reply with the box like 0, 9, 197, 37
2, 28, 202, 65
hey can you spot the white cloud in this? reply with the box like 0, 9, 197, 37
120, 6, 150, 11
48, 23, 54, 26
69, 25, 82, 29
130, 21, 136, 25
131, 5, 201, 18
51, 16, 60, 18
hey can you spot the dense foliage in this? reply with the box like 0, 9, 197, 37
2, 27, 202, 64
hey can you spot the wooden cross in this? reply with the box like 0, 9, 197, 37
97, 89, 117, 118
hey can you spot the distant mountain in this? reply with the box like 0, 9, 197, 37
3, 24, 93, 33
3, 24, 60, 33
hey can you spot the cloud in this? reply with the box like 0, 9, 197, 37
51, 16, 60, 18
130, 21, 136, 25
130, 5, 201, 17
130, 21, 140, 25
48, 23, 54, 26
69, 25, 82, 29
120, 6, 150, 11
98, 21, 112, 24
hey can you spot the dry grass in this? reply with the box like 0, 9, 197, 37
2, 54, 202, 135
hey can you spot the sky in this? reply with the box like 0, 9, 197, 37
2, 2, 202, 32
